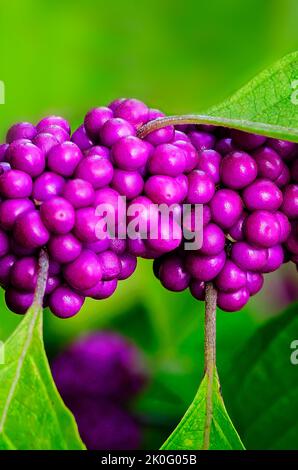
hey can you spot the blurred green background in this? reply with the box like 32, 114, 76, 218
0, 0, 298, 450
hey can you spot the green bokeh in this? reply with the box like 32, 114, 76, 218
0, 0, 297, 449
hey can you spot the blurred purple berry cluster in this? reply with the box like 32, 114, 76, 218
51, 331, 147, 450
0, 97, 297, 315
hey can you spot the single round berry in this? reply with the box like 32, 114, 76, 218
144, 175, 183, 204
6, 122, 37, 143
109, 238, 127, 255
275, 211, 291, 242
217, 288, 250, 312
11, 257, 38, 291
84, 107, 113, 139
64, 250, 102, 291
242, 179, 283, 211
196, 149, 221, 183
49, 286, 84, 318
9, 140, 45, 177
75, 155, 114, 189
62, 179, 95, 208
48, 233, 82, 264
215, 137, 236, 155
111, 169, 144, 200
148, 144, 186, 176
274, 164, 290, 188
200, 223, 225, 255
146, 217, 182, 254
159, 255, 190, 291
45, 276, 61, 295
47, 142, 83, 177
145, 126, 174, 145
0, 170, 32, 198
82, 279, 118, 299
14, 210, 49, 248
118, 253, 137, 280
246, 271, 264, 296
5, 288, 34, 315
187, 170, 215, 204
220, 151, 257, 189
97, 250, 121, 280
100, 118, 135, 146
244, 210, 281, 248
215, 260, 247, 292
114, 98, 149, 126
268, 139, 297, 159
231, 241, 267, 271
185, 251, 226, 281
108, 97, 126, 111
210, 189, 243, 229
33, 172, 65, 202
253, 146, 283, 180
0, 198, 34, 230
40, 197, 75, 234
112, 136, 151, 170
84, 145, 110, 159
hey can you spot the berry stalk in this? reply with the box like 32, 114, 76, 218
203, 282, 217, 450
34, 249, 49, 307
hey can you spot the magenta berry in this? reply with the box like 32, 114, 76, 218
48, 142, 83, 177
33, 172, 65, 202
40, 197, 75, 234
49, 286, 84, 318
210, 189, 243, 229
220, 151, 257, 189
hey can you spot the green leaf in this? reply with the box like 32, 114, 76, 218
207, 51, 298, 141
0, 301, 85, 450
139, 51, 298, 142
223, 302, 298, 450
161, 368, 244, 450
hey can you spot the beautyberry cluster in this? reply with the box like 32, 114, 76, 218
51, 332, 147, 450
0, 97, 297, 316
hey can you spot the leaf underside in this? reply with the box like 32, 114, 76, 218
161, 369, 244, 450
0, 303, 85, 450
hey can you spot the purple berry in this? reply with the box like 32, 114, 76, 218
242, 179, 283, 211
100, 118, 135, 146
118, 253, 137, 280
262, 245, 284, 273
97, 250, 121, 280
64, 250, 102, 291
231, 130, 266, 150
148, 144, 186, 176
0, 198, 34, 230
0, 230, 9, 257
144, 175, 183, 204
33, 172, 65, 202
196, 149, 221, 184
14, 210, 49, 248
188, 131, 215, 151
84, 107, 113, 139
187, 170, 215, 204
112, 136, 151, 171
48, 233, 82, 264
37, 116, 70, 134
231, 241, 267, 271
159, 254, 190, 291
0, 169, 32, 198
49, 286, 84, 318
200, 223, 225, 255
253, 146, 283, 180
111, 169, 144, 200
62, 179, 95, 208
281, 184, 298, 219
47, 142, 83, 177
246, 271, 264, 295
5, 288, 34, 314
217, 287, 250, 312
82, 279, 118, 299
215, 260, 247, 292
39, 125, 69, 144
11, 257, 38, 291
220, 151, 257, 189
71, 125, 93, 150
74, 207, 102, 243
75, 155, 114, 189
244, 210, 281, 248
0, 254, 16, 287
114, 98, 149, 127
210, 189, 243, 229
40, 197, 75, 234
33, 132, 59, 155
189, 279, 205, 300
185, 250, 226, 281
6, 122, 37, 143
145, 125, 174, 145
174, 140, 198, 172
9, 140, 45, 177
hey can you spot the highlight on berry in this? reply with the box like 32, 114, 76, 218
0, 97, 297, 317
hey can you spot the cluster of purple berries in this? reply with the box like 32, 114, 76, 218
51, 332, 147, 450
153, 127, 298, 311
0, 97, 297, 316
